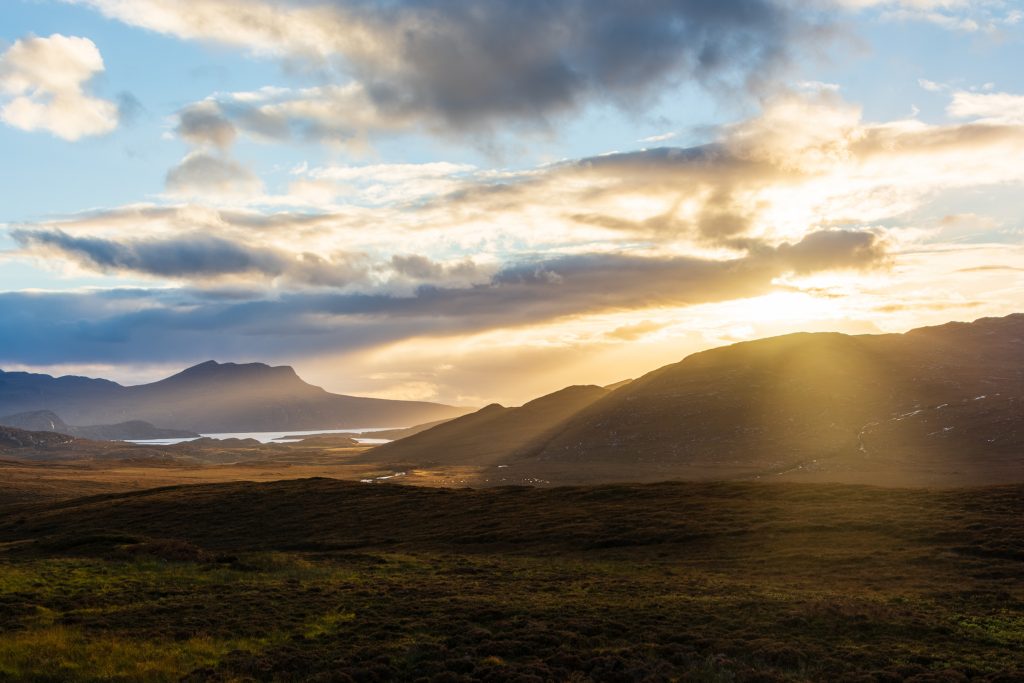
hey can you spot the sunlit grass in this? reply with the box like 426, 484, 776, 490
0, 625, 260, 682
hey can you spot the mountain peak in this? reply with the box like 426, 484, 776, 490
183, 359, 273, 373
170, 360, 300, 382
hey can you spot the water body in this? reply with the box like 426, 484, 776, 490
127, 427, 395, 446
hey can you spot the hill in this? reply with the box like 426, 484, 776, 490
0, 410, 199, 441
361, 384, 609, 466
0, 425, 182, 464
0, 360, 471, 432
359, 314, 1024, 486
512, 313, 1024, 484
0, 425, 78, 451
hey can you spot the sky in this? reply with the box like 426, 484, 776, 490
1, 0, 1023, 406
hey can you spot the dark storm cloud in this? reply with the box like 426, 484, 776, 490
162, 0, 824, 144
347, 0, 812, 129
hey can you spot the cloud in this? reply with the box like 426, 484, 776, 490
7, 90, 1024, 397
0, 33, 119, 140
639, 131, 678, 144
165, 100, 262, 198
0, 228, 886, 366
18, 91, 1024, 243
774, 228, 888, 273
72, 0, 822, 139
222, 84, 415, 145
165, 151, 263, 197
605, 320, 667, 341
13, 200, 885, 296
175, 100, 237, 148
570, 96, 1024, 238
169, 85, 414, 151
11, 228, 369, 287
16, 91, 1024, 277
948, 90, 1024, 123
14, 229, 284, 278
839, 0, 1023, 31
390, 255, 486, 284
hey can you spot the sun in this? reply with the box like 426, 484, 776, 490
717, 292, 839, 329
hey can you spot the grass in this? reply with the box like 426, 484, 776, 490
0, 625, 257, 682
1, 479, 1022, 681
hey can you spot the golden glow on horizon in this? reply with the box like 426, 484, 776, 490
288, 237, 1024, 406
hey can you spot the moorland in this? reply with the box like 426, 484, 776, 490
1, 479, 1023, 681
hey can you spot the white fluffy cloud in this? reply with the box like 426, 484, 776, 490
18, 91, 1024, 290
948, 90, 1024, 123
852, 0, 1023, 31
0, 33, 118, 140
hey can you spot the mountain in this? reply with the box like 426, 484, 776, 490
361, 384, 610, 466
364, 314, 1024, 486
0, 410, 199, 441
0, 361, 471, 433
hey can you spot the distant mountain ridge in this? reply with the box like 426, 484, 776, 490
0, 361, 471, 433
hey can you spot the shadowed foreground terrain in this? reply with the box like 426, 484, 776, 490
1, 479, 1022, 681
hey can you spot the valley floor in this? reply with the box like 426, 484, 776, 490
0, 479, 1022, 681
0, 455, 484, 513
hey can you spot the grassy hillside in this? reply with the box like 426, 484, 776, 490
1, 479, 1022, 681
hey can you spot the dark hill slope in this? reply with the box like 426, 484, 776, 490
0, 361, 470, 432
514, 314, 1024, 482
361, 384, 609, 466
